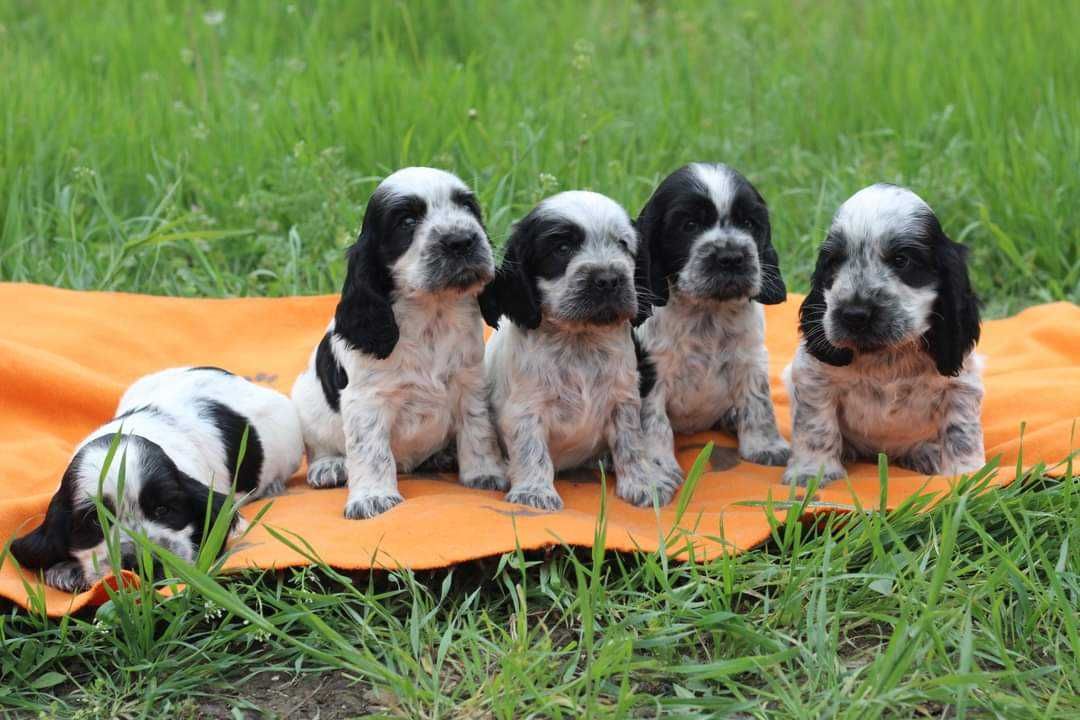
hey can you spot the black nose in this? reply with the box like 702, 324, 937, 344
836, 303, 875, 331
589, 269, 624, 292
708, 249, 746, 271
441, 232, 478, 256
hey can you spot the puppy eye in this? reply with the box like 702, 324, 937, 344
555, 240, 573, 255
152, 504, 172, 521
890, 253, 912, 270
681, 219, 699, 233
398, 216, 418, 229
616, 238, 631, 252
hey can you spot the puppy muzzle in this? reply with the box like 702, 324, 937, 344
826, 298, 909, 352
425, 230, 495, 291
562, 268, 636, 325
686, 243, 760, 301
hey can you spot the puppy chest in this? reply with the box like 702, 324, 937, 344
660, 350, 740, 432
837, 379, 946, 448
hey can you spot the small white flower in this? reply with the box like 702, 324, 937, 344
202, 10, 226, 26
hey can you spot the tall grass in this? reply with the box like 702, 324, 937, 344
1, 0, 1077, 313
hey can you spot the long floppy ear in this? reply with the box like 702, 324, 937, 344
333, 227, 399, 359
478, 221, 542, 330
799, 272, 853, 367
634, 198, 671, 308
632, 226, 654, 326
178, 472, 236, 550
10, 488, 74, 571
923, 238, 980, 376
753, 221, 787, 305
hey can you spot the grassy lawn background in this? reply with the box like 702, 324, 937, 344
0, 1, 1077, 717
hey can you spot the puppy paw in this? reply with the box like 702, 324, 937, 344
896, 443, 943, 475
461, 472, 510, 492
45, 560, 91, 593
343, 492, 404, 519
782, 460, 846, 487
741, 438, 792, 467
617, 461, 680, 508
506, 485, 564, 512
307, 457, 347, 489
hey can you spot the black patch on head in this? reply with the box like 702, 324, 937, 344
452, 189, 483, 222
315, 332, 348, 412
918, 214, 981, 376
334, 186, 427, 359
479, 208, 555, 330
632, 331, 657, 399
799, 231, 855, 367
196, 400, 264, 493
188, 366, 233, 375
636, 163, 786, 306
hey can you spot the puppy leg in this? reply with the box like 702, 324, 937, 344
900, 384, 985, 476
503, 411, 562, 511
340, 390, 402, 519
610, 401, 681, 508
307, 453, 348, 489
734, 367, 790, 466
640, 386, 684, 483
782, 379, 846, 486
455, 371, 509, 492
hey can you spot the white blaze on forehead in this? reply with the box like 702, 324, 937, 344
378, 166, 470, 206
833, 184, 933, 242
72, 437, 148, 503
689, 163, 739, 217
537, 191, 637, 253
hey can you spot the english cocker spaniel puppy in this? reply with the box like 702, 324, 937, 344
479, 191, 682, 511
291, 167, 506, 519
783, 183, 984, 486
11, 366, 303, 592
634, 163, 790, 467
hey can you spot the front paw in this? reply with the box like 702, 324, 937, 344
461, 471, 510, 492
896, 443, 944, 475
617, 460, 680, 508
344, 492, 404, 519
307, 457, 347, 489
782, 458, 846, 487
506, 485, 564, 512
740, 437, 792, 467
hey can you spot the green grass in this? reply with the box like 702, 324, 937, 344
1, 0, 1078, 716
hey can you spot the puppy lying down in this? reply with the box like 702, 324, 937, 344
784, 184, 985, 485
11, 367, 303, 592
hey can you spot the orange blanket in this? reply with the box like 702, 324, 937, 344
1, 283, 1077, 615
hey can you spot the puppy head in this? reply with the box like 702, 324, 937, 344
334, 167, 495, 358
10, 435, 235, 592
479, 191, 650, 330
799, 184, 980, 375
636, 163, 786, 307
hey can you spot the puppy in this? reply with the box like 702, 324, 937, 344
784, 183, 984, 485
291, 167, 506, 519
479, 191, 682, 511
635, 163, 790, 468
10, 367, 302, 592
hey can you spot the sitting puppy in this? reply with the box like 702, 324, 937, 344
784, 183, 984, 485
10, 367, 303, 592
291, 167, 506, 519
479, 191, 682, 511
635, 163, 790, 467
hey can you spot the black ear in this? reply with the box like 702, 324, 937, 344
478, 221, 542, 330
753, 222, 787, 305
179, 472, 235, 549
334, 227, 399, 359
799, 275, 853, 367
635, 198, 671, 307
10, 490, 73, 571
923, 237, 980, 376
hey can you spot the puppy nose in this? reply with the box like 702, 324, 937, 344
440, 231, 478, 256
590, 269, 624, 292
709, 249, 746, 271
837, 303, 875, 331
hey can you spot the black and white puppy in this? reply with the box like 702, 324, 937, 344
634, 163, 790, 467
291, 167, 506, 519
10, 367, 303, 592
783, 183, 984, 485
479, 191, 682, 511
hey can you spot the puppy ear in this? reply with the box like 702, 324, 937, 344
179, 472, 237, 549
632, 228, 654, 326
923, 237, 980, 376
634, 200, 671, 307
334, 227, 399, 359
799, 276, 853, 367
753, 224, 787, 305
10, 490, 73, 571
478, 220, 542, 330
